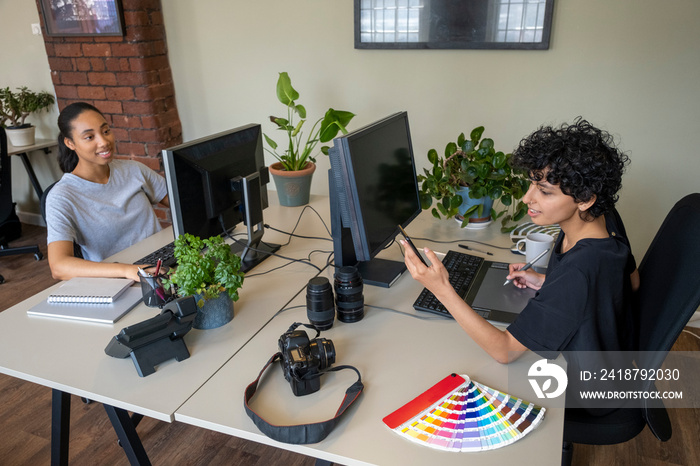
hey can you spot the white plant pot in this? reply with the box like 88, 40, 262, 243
6, 126, 36, 147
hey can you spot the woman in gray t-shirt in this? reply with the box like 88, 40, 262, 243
46, 102, 169, 281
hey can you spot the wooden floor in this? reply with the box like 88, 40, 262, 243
0, 224, 698, 465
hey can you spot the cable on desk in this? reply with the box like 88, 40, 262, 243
365, 304, 445, 321
219, 218, 323, 273
270, 304, 445, 323
265, 224, 332, 243
264, 205, 332, 246
245, 250, 333, 278
412, 236, 513, 251
271, 304, 306, 320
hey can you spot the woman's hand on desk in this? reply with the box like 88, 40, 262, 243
506, 263, 545, 290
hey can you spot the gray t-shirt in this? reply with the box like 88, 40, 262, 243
46, 159, 168, 262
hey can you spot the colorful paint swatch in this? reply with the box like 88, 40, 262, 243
383, 373, 545, 452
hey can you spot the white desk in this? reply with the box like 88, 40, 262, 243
0, 195, 333, 463
175, 211, 566, 465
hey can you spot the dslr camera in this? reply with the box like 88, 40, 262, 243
278, 324, 336, 396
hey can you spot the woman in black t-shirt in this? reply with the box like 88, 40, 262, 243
402, 118, 637, 364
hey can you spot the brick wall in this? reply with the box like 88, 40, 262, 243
36, 0, 181, 225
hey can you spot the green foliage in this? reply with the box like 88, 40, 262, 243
162, 234, 244, 307
0, 86, 55, 128
418, 126, 530, 233
264, 72, 355, 171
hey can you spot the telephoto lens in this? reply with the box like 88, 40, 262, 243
334, 266, 364, 323
306, 277, 335, 330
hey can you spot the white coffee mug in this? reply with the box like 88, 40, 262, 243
516, 233, 554, 270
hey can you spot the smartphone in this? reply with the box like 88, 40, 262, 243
397, 225, 429, 267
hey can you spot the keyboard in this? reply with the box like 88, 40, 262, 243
133, 241, 177, 268
412, 250, 484, 318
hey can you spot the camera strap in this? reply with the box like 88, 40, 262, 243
244, 352, 364, 445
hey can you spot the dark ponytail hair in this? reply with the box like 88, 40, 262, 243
57, 102, 104, 173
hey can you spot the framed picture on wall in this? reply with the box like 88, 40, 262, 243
40, 0, 125, 37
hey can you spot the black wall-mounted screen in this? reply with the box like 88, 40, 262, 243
355, 0, 555, 50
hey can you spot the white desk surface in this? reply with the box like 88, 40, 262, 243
7, 138, 57, 156
0, 195, 331, 422
175, 212, 565, 465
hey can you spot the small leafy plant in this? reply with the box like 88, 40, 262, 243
162, 234, 244, 307
0, 86, 55, 128
418, 126, 530, 232
264, 72, 355, 171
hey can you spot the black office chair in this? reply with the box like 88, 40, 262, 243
0, 127, 44, 284
40, 181, 83, 259
562, 193, 700, 465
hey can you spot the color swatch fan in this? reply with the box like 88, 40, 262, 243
383, 373, 545, 452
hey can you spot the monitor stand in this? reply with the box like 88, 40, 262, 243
329, 170, 406, 288
356, 258, 406, 288
229, 173, 280, 273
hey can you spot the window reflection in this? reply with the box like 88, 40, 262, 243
359, 0, 424, 43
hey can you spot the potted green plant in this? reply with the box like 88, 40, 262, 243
418, 126, 530, 233
0, 86, 55, 147
162, 234, 245, 329
264, 72, 355, 206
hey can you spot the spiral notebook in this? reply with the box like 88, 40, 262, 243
47, 277, 134, 304
28, 287, 142, 324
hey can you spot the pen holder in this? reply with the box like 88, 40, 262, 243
139, 269, 172, 308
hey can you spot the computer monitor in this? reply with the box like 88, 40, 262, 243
328, 111, 422, 287
162, 124, 280, 272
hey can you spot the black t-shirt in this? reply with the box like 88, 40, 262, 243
507, 211, 636, 358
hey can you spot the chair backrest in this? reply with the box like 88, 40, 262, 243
635, 194, 700, 440
0, 127, 13, 221
41, 181, 83, 259
636, 193, 700, 356
40, 181, 56, 224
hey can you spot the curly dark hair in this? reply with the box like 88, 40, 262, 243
511, 118, 630, 220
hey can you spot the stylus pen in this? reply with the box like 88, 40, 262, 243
503, 248, 551, 286
459, 244, 493, 256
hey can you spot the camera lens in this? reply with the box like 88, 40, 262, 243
306, 277, 335, 330
309, 338, 336, 370
334, 266, 364, 323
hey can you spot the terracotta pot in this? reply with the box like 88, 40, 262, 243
268, 161, 316, 207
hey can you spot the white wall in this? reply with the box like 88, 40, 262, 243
2, 0, 699, 258
159, 0, 700, 257
0, 2, 60, 222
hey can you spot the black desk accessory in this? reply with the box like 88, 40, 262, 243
105, 296, 197, 377
0, 127, 43, 284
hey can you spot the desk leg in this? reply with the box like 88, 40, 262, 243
51, 389, 71, 466
18, 152, 44, 199
103, 404, 152, 466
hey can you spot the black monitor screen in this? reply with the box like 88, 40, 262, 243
329, 112, 422, 286
343, 114, 421, 257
